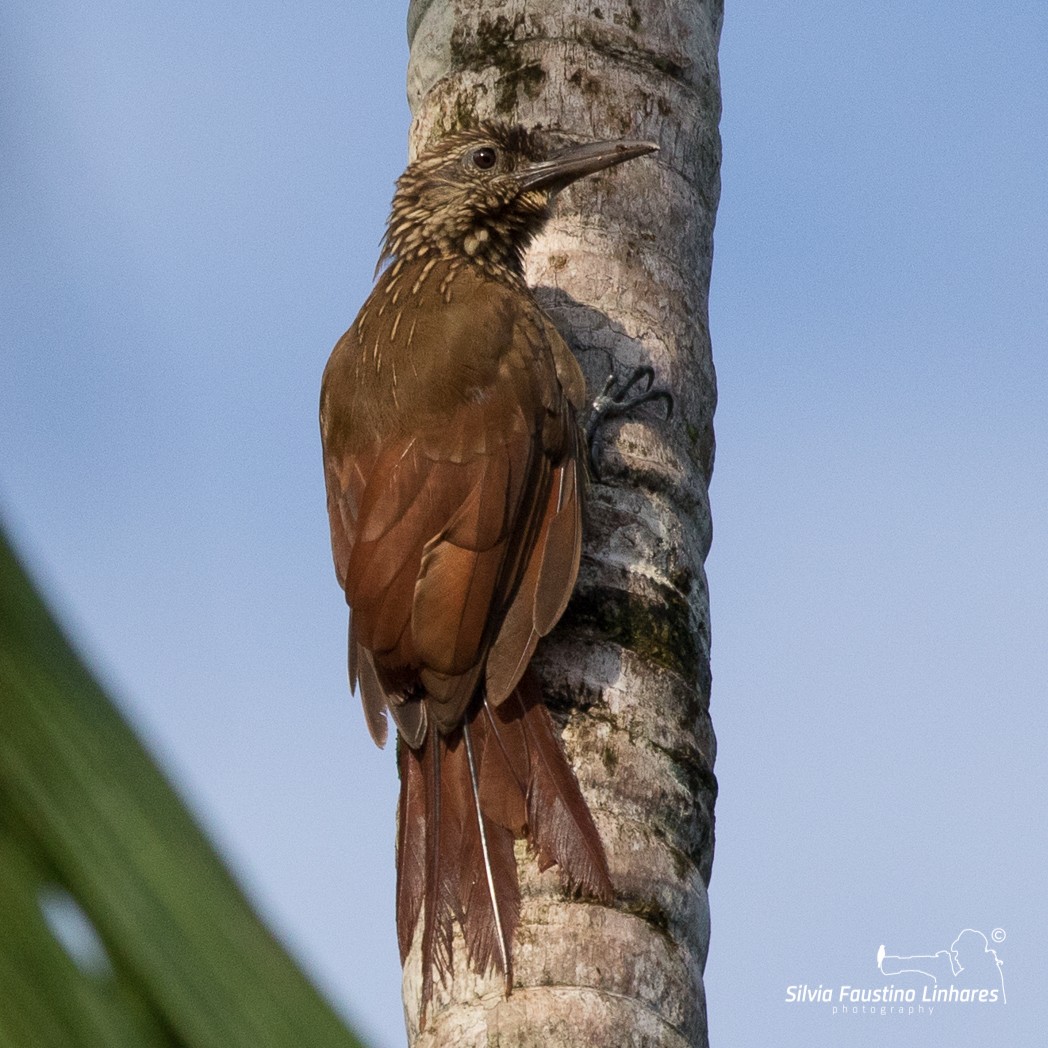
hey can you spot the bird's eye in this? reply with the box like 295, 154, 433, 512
470, 147, 498, 170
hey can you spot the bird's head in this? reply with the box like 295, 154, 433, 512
380, 123, 658, 280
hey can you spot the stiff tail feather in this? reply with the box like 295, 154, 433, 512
395, 669, 612, 1021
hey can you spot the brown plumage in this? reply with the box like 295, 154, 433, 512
320, 123, 657, 1018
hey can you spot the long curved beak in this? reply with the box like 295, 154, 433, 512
518, 138, 659, 192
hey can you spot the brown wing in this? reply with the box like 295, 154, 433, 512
484, 444, 583, 703
321, 259, 584, 746
485, 313, 586, 703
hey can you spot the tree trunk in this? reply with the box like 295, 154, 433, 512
403, 2, 721, 1044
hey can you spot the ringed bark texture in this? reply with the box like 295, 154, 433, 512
403, 2, 721, 1044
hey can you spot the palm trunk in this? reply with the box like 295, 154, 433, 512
403, 2, 721, 1044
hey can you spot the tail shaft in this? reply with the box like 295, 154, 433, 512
462, 720, 511, 991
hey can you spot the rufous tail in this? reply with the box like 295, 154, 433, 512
395, 669, 612, 1021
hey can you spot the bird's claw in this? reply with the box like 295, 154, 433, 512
586, 364, 674, 479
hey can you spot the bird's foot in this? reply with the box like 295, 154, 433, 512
585, 365, 673, 478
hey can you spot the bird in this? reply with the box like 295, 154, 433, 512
320, 122, 658, 1019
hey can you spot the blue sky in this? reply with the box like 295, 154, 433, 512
2, 3, 1046, 1047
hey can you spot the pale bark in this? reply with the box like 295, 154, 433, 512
403, 2, 721, 1045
